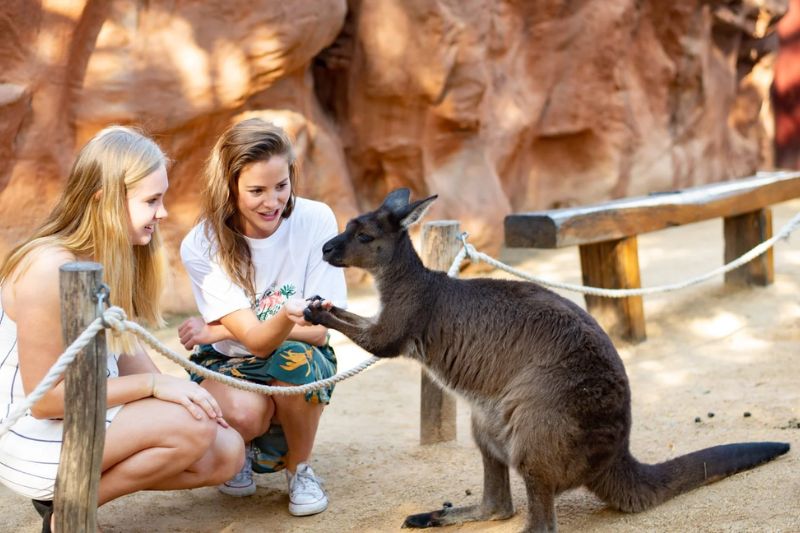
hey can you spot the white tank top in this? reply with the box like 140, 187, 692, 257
0, 294, 121, 423
0, 291, 122, 500
0, 296, 25, 423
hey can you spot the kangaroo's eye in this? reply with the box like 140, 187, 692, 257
357, 233, 374, 243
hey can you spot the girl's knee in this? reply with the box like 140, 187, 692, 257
223, 397, 272, 438
217, 428, 246, 480
225, 412, 266, 439
170, 411, 218, 451
198, 426, 245, 485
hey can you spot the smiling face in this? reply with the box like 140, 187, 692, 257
236, 155, 292, 239
126, 164, 169, 245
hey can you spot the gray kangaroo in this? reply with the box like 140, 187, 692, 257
304, 188, 790, 533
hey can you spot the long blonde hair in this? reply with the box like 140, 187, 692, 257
201, 118, 298, 298
0, 125, 167, 353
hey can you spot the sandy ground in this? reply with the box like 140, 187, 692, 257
3, 201, 800, 533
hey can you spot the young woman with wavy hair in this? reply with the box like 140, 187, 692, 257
0, 126, 244, 532
178, 117, 346, 516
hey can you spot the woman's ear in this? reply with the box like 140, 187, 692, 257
93, 189, 103, 201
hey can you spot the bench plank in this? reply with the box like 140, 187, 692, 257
505, 172, 800, 248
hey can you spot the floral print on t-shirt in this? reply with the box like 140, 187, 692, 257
253, 283, 297, 321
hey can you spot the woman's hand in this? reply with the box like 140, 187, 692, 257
284, 297, 312, 326
152, 374, 228, 426
178, 316, 223, 350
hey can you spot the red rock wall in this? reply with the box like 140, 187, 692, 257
0, 0, 784, 312
775, 0, 800, 167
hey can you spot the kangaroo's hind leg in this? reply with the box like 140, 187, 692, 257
403, 413, 514, 528
518, 468, 557, 533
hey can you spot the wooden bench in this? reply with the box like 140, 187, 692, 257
504, 171, 800, 343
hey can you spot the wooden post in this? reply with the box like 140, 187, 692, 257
419, 221, 459, 445
578, 236, 646, 343
55, 262, 107, 533
724, 207, 774, 286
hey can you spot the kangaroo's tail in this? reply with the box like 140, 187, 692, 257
588, 442, 790, 513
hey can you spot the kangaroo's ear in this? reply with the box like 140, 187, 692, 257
381, 188, 411, 213
398, 195, 437, 229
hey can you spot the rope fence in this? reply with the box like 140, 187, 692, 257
448, 211, 800, 297
0, 307, 379, 438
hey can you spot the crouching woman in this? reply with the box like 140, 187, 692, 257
0, 126, 244, 531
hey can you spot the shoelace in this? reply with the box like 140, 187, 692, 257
292, 467, 324, 494
229, 451, 254, 485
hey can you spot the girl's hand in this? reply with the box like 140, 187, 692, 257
284, 297, 310, 325
152, 374, 227, 426
178, 316, 213, 350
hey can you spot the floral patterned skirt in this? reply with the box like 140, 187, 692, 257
189, 341, 337, 473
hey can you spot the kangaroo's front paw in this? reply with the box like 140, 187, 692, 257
303, 298, 332, 325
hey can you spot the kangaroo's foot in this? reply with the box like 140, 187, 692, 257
402, 502, 514, 528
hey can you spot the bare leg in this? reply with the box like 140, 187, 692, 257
146, 422, 243, 490
201, 379, 274, 442
98, 398, 244, 505
271, 380, 324, 473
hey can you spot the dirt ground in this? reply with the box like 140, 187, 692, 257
3, 201, 800, 533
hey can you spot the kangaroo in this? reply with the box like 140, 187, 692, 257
303, 188, 790, 533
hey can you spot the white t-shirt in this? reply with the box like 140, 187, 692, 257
181, 197, 347, 357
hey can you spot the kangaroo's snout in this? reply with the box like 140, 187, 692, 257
322, 235, 344, 266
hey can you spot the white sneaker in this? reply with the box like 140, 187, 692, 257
286, 463, 328, 516
218, 445, 256, 497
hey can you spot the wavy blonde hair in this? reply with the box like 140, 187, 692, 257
0, 125, 167, 353
201, 118, 297, 298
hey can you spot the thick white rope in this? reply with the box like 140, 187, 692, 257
0, 307, 379, 436
113, 316, 379, 397
448, 211, 800, 297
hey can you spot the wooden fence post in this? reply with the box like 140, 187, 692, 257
55, 262, 107, 533
578, 237, 646, 343
419, 221, 460, 445
724, 208, 774, 286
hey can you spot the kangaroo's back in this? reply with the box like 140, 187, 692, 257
423, 275, 629, 399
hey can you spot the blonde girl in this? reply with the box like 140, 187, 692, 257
0, 126, 244, 532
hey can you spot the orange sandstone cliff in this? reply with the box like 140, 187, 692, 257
0, 0, 784, 312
